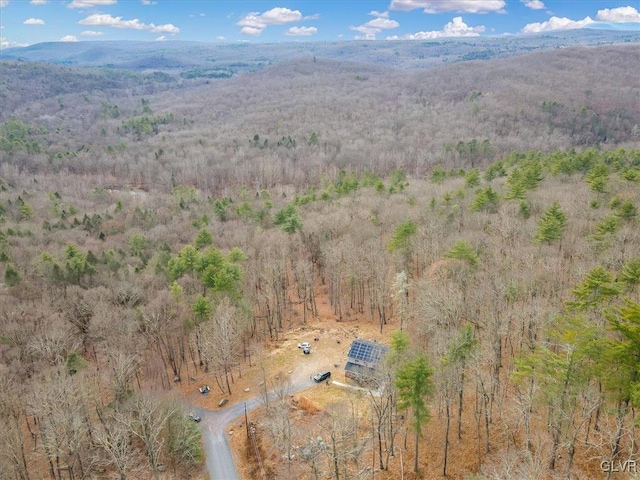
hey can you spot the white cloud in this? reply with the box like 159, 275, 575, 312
216, 35, 226, 40
200, 13, 205, 17
80, 14, 144, 29
367, 17, 400, 29
350, 25, 380, 40
390, 0, 505, 14
351, 15, 399, 40
0, 0, 8, 7
1, 36, 30, 48
68, 0, 116, 8
237, 7, 306, 36
141, 0, 157, 5
521, 15, 593, 33
80, 30, 104, 36
79, 13, 179, 34
155, 35, 166, 41
522, 0, 545, 10
285, 26, 317, 36
238, 15, 267, 33
240, 25, 263, 36
24, 18, 45, 25
261, 7, 302, 23
31, 0, 48, 4
387, 16, 484, 39
149, 23, 179, 33
60, 35, 78, 42
369, 10, 389, 18
596, 6, 640, 23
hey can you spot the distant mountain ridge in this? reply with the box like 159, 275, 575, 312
2, 29, 639, 75
585, 21, 640, 31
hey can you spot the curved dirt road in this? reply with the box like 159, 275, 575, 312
200, 378, 315, 479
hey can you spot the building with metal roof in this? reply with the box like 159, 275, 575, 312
344, 339, 388, 382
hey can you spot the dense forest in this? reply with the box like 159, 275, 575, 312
1, 39, 640, 479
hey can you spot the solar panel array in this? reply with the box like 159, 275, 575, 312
347, 340, 387, 364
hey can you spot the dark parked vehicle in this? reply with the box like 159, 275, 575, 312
313, 371, 331, 383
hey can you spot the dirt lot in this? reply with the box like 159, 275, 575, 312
225, 320, 380, 480
179, 316, 387, 412
179, 281, 388, 405
178, 286, 391, 479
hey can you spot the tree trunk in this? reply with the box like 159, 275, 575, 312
474, 384, 483, 469
332, 431, 340, 480
549, 422, 560, 470
566, 438, 576, 478
444, 401, 450, 477
388, 396, 396, 458
457, 371, 465, 440
377, 425, 385, 470
607, 400, 629, 480
224, 366, 232, 395
413, 429, 419, 473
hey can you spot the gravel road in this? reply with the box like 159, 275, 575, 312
200, 378, 315, 479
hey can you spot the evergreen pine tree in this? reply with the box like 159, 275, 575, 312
534, 201, 567, 245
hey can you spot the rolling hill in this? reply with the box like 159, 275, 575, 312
2, 29, 639, 73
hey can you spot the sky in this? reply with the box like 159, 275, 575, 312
1, 0, 640, 48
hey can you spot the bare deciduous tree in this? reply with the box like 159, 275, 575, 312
198, 297, 242, 395
128, 394, 174, 474
95, 407, 143, 480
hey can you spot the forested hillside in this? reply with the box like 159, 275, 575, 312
2, 45, 638, 191
0, 61, 177, 120
1, 41, 640, 479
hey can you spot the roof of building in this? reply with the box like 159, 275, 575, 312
346, 339, 388, 367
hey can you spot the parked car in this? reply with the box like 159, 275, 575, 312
313, 371, 331, 383
298, 342, 310, 349
302, 346, 311, 354
188, 413, 202, 423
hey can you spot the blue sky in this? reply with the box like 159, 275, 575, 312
1, 0, 639, 47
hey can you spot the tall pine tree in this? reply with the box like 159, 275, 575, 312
396, 354, 434, 473
534, 201, 567, 245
